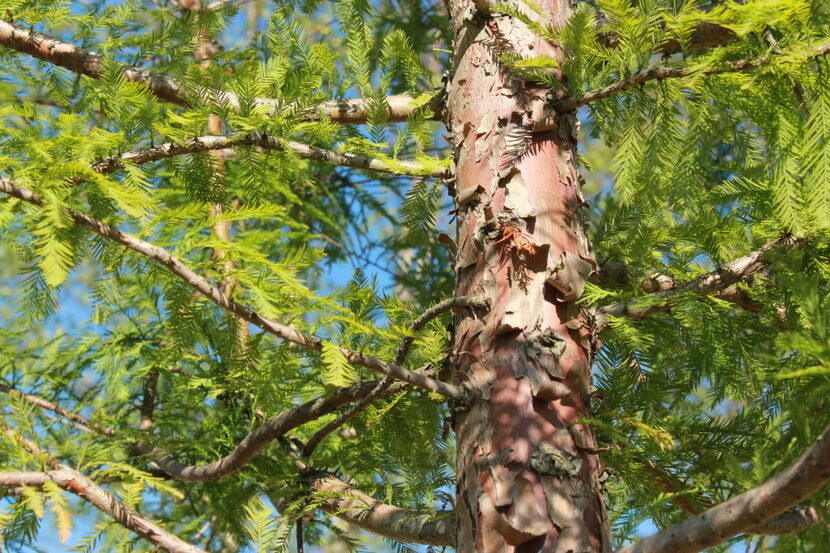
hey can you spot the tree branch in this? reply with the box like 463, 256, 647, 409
616, 422, 830, 553
140, 379, 402, 482
1, 381, 458, 544
7, 383, 817, 544
0, 384, 115, 436
92, 132, 449, 179
0, 178, 464, 399
302, 296, 488, 458
2, 376, 407, 486
304, 472, 455, 547
595, 234, 803, 332
0, 427, 207, 553
0, 19, 186, 105
556, 43, 830, 112
640, 458, 822, 536
0, 18, 441, 125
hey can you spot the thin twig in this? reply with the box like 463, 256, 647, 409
556, 44, 830, 112
302, 296, 488, 458
0, 384, 114, 436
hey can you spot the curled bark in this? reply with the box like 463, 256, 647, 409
444, 1, 609, 550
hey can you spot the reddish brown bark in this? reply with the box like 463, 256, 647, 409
445, 1, 609, 551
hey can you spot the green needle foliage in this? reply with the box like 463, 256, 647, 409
0, 0, 828, 552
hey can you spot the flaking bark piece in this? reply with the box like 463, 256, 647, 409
547, 251, 594, 302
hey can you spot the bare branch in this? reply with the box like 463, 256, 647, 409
0, 427, 207, 553
302, 296, 488, 458
92, 132, 449, 179
305, 472, 455, 547
0, 471, 52, 487
141, 379, 400, 482
3, 386, 457, 546
595, 234, 803, 332
171, 0, 259, 11
616, 423, 830, 553
641, 458, 822, 536
0, 18, 441, 125
10, 380, 816, 544
556, 44, 830, 112
0, 178, 464, 399
0, 384, 114, 436
0, 19, 185, 105
1, 375, 404, 485
750, 507, 822, 535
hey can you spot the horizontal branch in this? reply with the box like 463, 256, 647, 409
0, 19, 186, 105
595, 234, 802, 331
306, 472, 455, 547
9, 382, 815, 545
616, 422, 830, 553
0, 18, 440, 125
92, 132, 449, 179
556, 43, 830, 112
0, 178, 464, 399
2, 381, 457, 544
0, 427, 207, 553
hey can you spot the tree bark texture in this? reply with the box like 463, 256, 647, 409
445, 1, 610, 551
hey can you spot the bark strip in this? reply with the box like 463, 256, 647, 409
445, 1, 609, 551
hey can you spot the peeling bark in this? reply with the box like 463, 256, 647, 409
445, 1, 609, 551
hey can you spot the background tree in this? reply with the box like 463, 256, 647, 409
0, 0, 829, 552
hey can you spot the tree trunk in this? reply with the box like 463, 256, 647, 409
445, 1, 610, 551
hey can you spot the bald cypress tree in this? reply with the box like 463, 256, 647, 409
0, 1, 829, 552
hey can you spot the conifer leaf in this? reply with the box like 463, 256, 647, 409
321, 341, 357, 386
